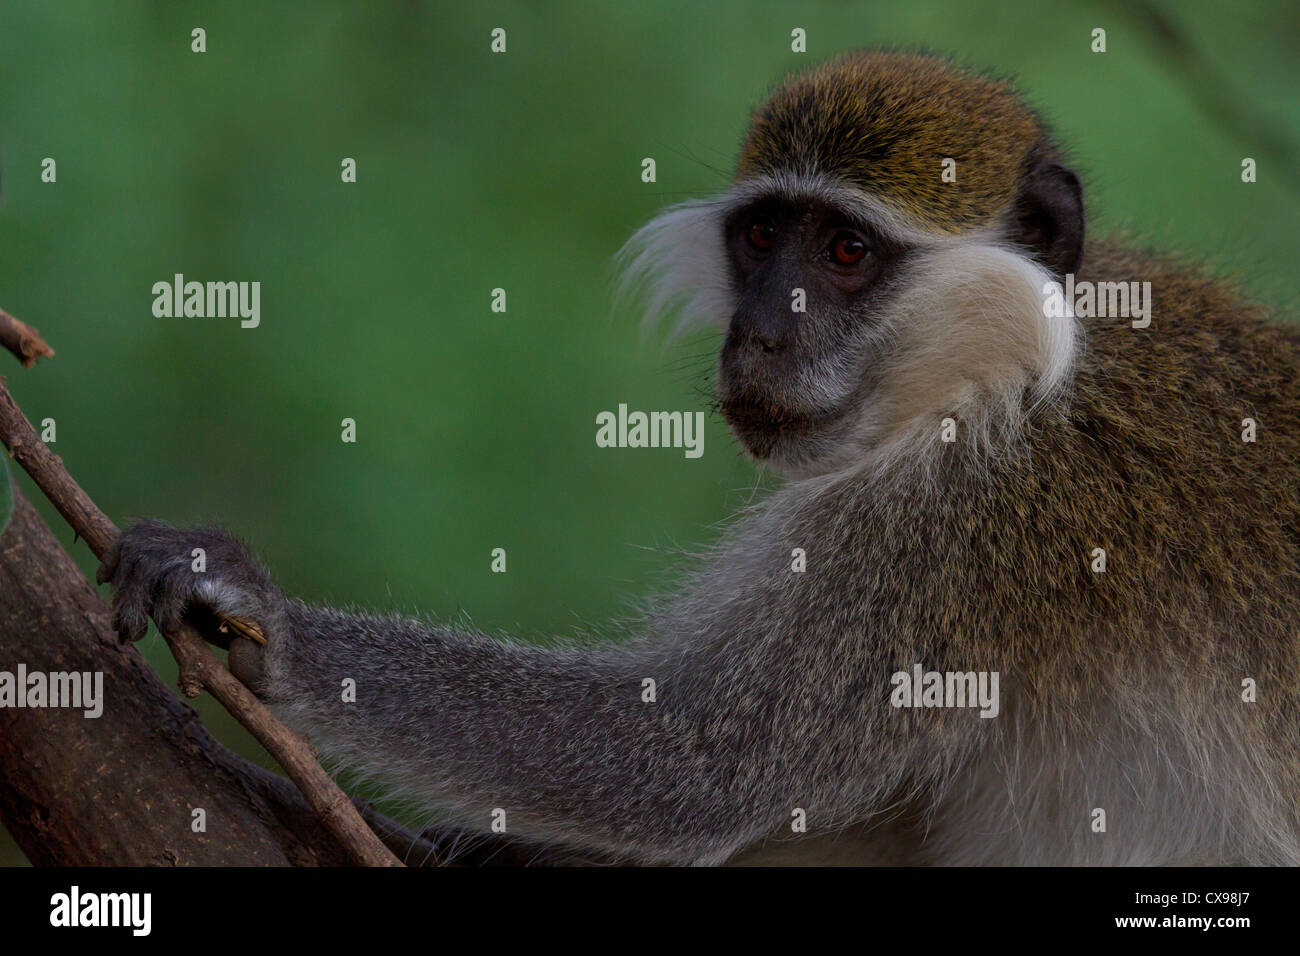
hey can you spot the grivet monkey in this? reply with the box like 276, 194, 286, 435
102, 51, 1300, 865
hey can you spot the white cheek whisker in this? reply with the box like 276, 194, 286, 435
614, 199, 734, 337
837, 242, 1080, 477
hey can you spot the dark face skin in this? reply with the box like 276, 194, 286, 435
718, 197, 906, 468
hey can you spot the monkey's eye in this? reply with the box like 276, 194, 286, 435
830, 232, 868, 266
747, 219, 777, 251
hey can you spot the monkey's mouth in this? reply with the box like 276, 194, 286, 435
719, 391, 844, 458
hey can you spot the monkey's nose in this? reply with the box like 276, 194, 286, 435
731, 323, 790, 355
726, 306, 794, 358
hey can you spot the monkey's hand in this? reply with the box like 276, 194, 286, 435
97, 520, 287, 692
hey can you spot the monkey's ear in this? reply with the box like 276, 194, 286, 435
1010, 158, 1084, 279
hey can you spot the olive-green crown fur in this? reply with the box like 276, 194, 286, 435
736, 51, 1053, 234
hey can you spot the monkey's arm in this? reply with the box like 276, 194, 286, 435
263, 601, 787, 864
101, 517, 899, 864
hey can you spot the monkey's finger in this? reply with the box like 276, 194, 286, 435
147, 571, 195, 633
95, 538, 121, 585
184, 603, 233, 650
227, 637, 267, 694
109, 589, 150, 644
106, 547, 157, 643
222, 615, 266, 645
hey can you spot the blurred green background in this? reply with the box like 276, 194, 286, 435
1, 0, 1297, 865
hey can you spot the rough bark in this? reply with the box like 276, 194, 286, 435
0, 313, 575, 866
0, 488, 580, 866
0, 377, 400, 865
0, 488, 434, 864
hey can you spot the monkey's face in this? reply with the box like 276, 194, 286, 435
717, 195, 905, 470
619, 51, 1085, 479
623, 170, 1082, 479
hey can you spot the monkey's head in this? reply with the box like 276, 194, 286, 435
621, 51, 1084, 478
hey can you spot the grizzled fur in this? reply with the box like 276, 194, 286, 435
104, 54, 1300, 865
737, 51, 1050, 234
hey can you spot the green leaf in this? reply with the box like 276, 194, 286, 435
0, 456, 12, 536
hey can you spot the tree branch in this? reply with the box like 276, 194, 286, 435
0, 481, 576, 864
0, 309, 55, 368
0, 383, 400, 866
0, 322, 407, 865
0, 310, 585, 867
0, 485, 439, 864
